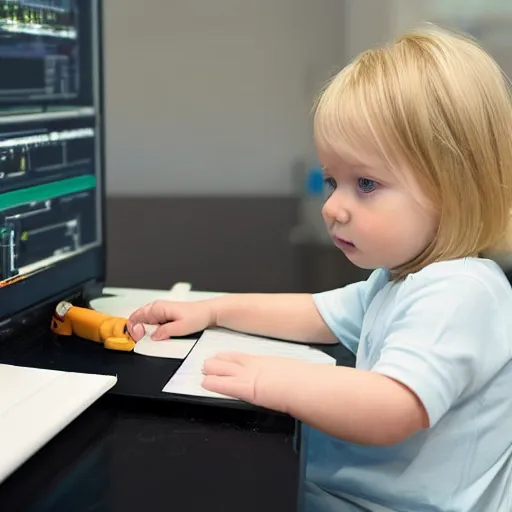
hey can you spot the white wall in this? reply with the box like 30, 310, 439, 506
343, 0, 392, 61
103, 0, 346, 196
344, 0, 427, 61
426, 1, 512, 77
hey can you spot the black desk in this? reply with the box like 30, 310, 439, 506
0, 394, 299, 512
0, 328, 302, 512
0, 321, 355, 512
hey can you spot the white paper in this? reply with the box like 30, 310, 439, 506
133, 324, 197, 359
162, 328, 336, 399
0, 364, 116, 483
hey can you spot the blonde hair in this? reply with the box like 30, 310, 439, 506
313, 24, 512, 279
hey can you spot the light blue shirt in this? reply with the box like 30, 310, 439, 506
304, 258, 512, 512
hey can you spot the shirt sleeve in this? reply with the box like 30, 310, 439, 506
372, 273, 511, 427
312, 268, 388, 354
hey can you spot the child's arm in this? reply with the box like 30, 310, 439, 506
128, 293, 338, 344
129, 273, 379, 346
203, 273, 502, 446
213, 294, 338, 343
202, 353, 429, 446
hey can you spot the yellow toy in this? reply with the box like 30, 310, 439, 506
50, 301, 135, 352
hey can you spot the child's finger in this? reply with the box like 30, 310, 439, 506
130, 322, 146, 341
129, 300, 174, 326
201, 375, 249, 401
151, 320, 189, 340
212, 351, 250, 364
203, 357, 239, 377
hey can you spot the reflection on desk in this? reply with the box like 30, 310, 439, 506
0, 394, 299, 512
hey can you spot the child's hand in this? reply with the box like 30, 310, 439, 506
127, 300, 216, 341
202, 351, 308, 412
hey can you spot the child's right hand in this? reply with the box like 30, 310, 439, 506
127, 300, 216, 341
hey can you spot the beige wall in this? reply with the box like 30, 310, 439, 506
102, 0, 436, 198
343, 0, 427, 60
102, 0, 346, 196
426, 3, 512, 77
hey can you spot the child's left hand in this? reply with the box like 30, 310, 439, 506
202, 351, 308, 412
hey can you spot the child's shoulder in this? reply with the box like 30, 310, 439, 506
397, 257, 512, 306
407, 256, 509, 285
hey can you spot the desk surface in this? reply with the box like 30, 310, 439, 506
0, 285, 355, 511
0, 393, 299, 512
0, 286, 302, 512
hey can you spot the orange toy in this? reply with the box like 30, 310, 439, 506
50, 301, 135, 352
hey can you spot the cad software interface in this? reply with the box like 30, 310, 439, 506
0, 117, 100, 285
0, 0, 102, 294
0, 0, 81, 104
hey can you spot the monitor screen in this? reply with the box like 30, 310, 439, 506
0, 0, 95, 114
0, 0, 103, 322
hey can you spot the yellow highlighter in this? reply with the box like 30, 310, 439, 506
50, 301, 135, 352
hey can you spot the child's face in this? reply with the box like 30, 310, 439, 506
320, 155, 438, 270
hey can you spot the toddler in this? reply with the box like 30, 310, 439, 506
128, 25, 512, 511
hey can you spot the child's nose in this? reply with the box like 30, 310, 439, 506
322, 194, 350, 224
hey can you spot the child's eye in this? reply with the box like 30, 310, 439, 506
357, 177, 378, 194
323, 177, 336, 191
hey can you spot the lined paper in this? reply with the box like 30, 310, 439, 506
163, 328, 336, 399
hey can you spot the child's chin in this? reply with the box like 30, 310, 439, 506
344, 254, 380, 270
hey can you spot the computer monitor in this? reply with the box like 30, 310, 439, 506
0, 0, 105, 324
0, 0, 95, 114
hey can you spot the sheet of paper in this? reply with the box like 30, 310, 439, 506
0, 364, 116, 483
133, 324, 197, 359
162, 328, 336, 399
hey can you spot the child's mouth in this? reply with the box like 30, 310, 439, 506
333, 237, 356, 251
